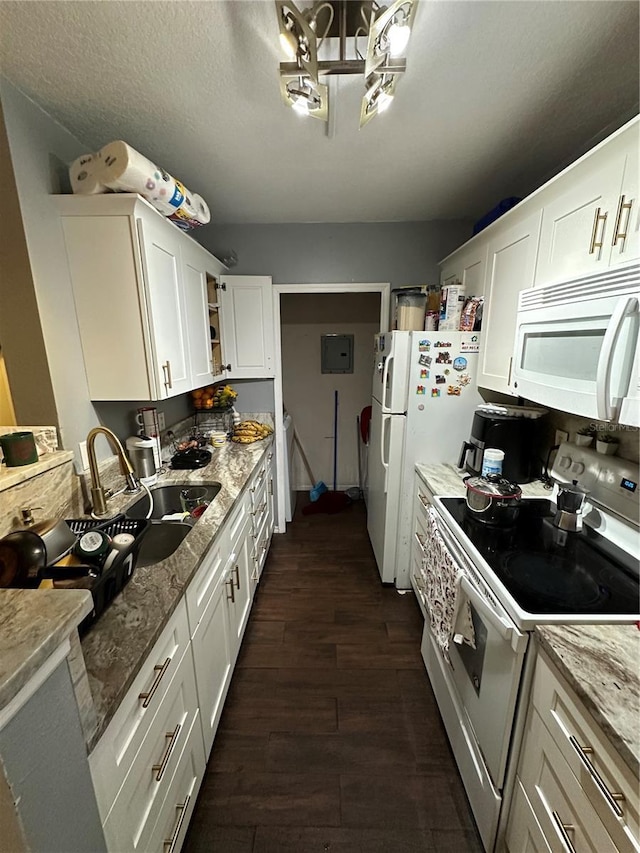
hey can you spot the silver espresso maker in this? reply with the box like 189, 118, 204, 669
553, 480, 589, 531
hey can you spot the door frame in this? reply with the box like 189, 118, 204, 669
272, 282, 391, 532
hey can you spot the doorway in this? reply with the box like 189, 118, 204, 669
272, 283, 391, 531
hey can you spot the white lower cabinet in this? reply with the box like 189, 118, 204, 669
505, 649, 640, 853
90, 448, 275, 851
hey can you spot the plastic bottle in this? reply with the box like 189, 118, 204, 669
482, 448, 505, 477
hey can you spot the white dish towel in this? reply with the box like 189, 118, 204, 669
423, 507, 476, 661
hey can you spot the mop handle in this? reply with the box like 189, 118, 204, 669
333, 390, 338, 492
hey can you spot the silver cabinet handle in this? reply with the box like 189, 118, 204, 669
152, 723, 181, 782
551, 811, 577, 853
612, 194, 633, 247
589, 206, 608, 254
164, 794, 191, 852
233, 563, 240, 590
226, 576, 235, 603
138, 658, 171, 708
568, 734, 625, 816
414, 531, 427, 554
162, 360, 173, 391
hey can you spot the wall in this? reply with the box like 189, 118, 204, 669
281, 292, 380, 490
200, 220, 473, 291
0, 78, 102, 464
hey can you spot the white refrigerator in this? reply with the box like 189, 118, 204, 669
366, 330, 484, 587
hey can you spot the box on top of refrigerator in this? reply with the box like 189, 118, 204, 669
439, 284, 466, 331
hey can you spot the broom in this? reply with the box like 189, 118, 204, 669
293, 430, 327, 502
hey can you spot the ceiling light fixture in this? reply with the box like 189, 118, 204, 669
275, 0, 417, 129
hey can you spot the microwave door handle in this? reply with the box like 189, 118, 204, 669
596, 296, 639, 421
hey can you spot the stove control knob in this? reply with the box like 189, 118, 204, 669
558, 455, 572, 470
571, 462, 585, 475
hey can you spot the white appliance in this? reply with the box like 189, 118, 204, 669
422, 443, 639, 851
367, 330, 483, 587
513, 263, 640, 425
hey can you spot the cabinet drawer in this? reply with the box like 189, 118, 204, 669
249, 461, 268, 506
532, 651, 640, 851
252, 509, 270, 579
414, 477, 432, 521
101, 647, 201, 851
144, 710, 205, 853
520, 708, 620, 852
89, 600, 191, 817
186, 528, 228, 633
227, 489, 251, 546
505, 779, 552, 853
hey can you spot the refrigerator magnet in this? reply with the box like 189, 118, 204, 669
431, 388, 440, 397
453, 356, 468, 371
434, 340, 452, 348
420, 369, 427, 379
435, 351, 452, 364
447, 386, 461, 396
460, 335, 480, 353
435, 374, 446, 384
416, 385, 426, 395
419, 354, 431, 366
457, 373, 471, 386
418, 340, 431, 352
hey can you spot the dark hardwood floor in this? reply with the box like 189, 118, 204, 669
183, 493, 483, 852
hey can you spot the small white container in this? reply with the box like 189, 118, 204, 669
482, 448, 505, 477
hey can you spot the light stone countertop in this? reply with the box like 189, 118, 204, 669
80, 437, 273, 751
0, 450, 74, 494
535, 624, 640, 776
415, 462, 552, 498
0, 588, 93, 711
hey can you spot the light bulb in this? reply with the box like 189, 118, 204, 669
279, 30, 298, 59
377, 90, 394, 113
388, 21, 410, 56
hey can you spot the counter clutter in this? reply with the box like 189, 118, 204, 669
0, 436, 273, 751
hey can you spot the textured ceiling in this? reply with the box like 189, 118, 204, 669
0, 0, 638, 225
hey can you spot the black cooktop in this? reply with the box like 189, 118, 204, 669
440, 498, 639, 616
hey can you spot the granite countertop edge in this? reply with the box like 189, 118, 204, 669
0, 588, 93, 711
535, 624, 640, 777
81, 437, 273, 752
414, 461, 552, 498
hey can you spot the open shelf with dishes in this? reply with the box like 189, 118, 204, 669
206, 273, 226, 378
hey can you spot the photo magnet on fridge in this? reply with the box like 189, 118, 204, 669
435, 375, 446, 384
418, 340, 431, 352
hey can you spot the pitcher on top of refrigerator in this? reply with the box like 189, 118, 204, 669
366, 331, 483, 588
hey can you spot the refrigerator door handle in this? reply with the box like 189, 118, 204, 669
381, 353, 394, 413
380, 413, 390, 491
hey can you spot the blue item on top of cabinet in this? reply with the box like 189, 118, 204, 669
473, 197, 522, 235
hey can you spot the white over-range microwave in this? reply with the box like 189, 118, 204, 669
512, 263, 640, 426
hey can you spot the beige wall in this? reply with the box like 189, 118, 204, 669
0, 766, 26, 853
281, 292, 380, 490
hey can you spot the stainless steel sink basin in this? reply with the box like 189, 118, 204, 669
125, 482, 221, 520
134, 522, 192, 568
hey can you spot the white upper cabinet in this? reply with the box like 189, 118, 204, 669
219, 275, 275, 378
535, 120, 639, 286
440, 242, 488, 298
57, 194, 227, 401
137, 207, 191, 397
477, 211, 543, 395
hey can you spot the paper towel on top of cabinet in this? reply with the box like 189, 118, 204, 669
69, 140, 210, 230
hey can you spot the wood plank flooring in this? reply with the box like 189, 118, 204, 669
183, 493, 483, 852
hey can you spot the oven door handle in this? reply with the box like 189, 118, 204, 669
459, 575, 527, 654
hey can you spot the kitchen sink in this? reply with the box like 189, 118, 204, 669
125, 482, 221, 520
134, 522, 192, 568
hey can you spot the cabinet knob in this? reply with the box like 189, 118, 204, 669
224, 363, 232, 372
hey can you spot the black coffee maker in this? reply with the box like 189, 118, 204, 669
459, 411, 540, 483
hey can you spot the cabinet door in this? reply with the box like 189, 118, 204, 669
191, 575, 232, 757
609, 136, 640, 268
182, 244, 215, 388
137, 212, 191, 398
224, 512, 253, 661
478, 211, 542, 394
535, 154, 625, 286
219, 275, 275, 378
440, 242, 488, 298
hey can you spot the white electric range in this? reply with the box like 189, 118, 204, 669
421, 442, 639, 851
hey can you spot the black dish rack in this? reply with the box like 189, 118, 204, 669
65, 515, 150, 631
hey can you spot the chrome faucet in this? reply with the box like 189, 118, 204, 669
86, 426, 140, 516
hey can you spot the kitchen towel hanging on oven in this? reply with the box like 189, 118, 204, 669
423, 508, 476, 661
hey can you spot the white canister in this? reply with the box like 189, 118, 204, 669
482, 448, 505, 477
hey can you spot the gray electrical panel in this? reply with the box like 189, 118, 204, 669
321, 334, 354, 373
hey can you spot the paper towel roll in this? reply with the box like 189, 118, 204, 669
68, 140, 210, 226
